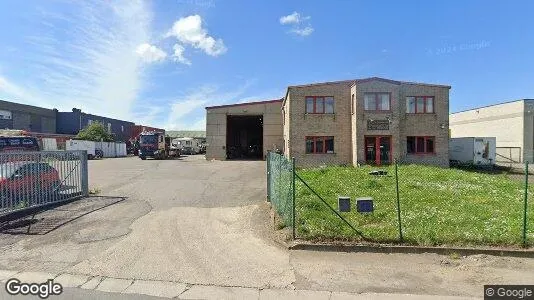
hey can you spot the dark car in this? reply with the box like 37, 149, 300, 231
0, 162, 61, 209
0, 136, 39, 153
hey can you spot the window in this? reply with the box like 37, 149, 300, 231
88, 119, 93, 125
325, 97, 334, 113
305, 96, 335, 114
121, 125, 124, 132
107, 123, 111, 133
407, 136, 435, 154
351, 94, 355, 115
305, 136, 334, 154
406, 96, 434, 113
364, 93, 390, 111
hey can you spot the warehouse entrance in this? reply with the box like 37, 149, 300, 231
226, 115, 263, 160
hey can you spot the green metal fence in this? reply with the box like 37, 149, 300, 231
267, 152, 295, 236
267, 154, 531, 247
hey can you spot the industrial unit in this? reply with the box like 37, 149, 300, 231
205, 99, 283, 160
0, 99, 56, 133
205, 77, 451, 167
450, 99, 534, 163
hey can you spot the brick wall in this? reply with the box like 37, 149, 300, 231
287, 81, 353, 167
287, 79, 450, 167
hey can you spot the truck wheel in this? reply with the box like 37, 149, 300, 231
140, 156, 146, 160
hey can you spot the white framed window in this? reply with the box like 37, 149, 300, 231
88, 119, 93, 125
107, 123, 111, 133
121, 125, 124, 132
0, 110, 12, 120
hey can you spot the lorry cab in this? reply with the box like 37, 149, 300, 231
138, 131, 167, 160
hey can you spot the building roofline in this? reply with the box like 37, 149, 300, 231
205, 99, 283, 110
287, 79, 355, 89
349, 77, 451, 89
0, 99, 56, 114
450, 99, 534, 115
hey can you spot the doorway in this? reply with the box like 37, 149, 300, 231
226, 115, 263, 160
365, 136, 392, 165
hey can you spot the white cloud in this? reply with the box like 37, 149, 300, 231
280, 11, 314, 37
279, 12, 308, 25
166, 15, 227, 57
164, 80, 255, 130
291, 26, 314, 37
0, 0, 153, 121
172, 44, 192, 65
136, 43, 167, 63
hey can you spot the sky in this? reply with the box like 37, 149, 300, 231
0, 0, 533, 130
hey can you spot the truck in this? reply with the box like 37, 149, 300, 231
138, 131, 180, 160
449, 137, 496, 166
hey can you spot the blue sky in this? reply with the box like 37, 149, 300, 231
0, 0, 533, 130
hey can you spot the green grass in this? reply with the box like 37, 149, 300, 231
295, 165, 534, 247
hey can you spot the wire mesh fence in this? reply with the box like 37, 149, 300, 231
267, 152, 295, 232
0, 151, 89, 216
269, 156, 532, 247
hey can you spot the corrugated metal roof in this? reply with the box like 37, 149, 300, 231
166, 131, 206, 138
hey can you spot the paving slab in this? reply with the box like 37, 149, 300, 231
259, 288, 330, 300
14, 271, 56, 283
80, 276, 104, 290
96, 277, 134, 293
123, 279, 188, 298
54, 273, 92, 288
0, 270, 19, 282
179, 285, 259, 300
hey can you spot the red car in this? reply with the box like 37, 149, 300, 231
0, 162, 61, 209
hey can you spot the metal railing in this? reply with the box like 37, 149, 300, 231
0, 151, 88, 216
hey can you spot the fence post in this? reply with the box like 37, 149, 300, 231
395, 161, 404, 242
266, 152, 271, 202
523, 161, 529, 247
292, 157, 296, 240
81, 150, 89, 197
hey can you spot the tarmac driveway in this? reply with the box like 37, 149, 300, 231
0, 155, 294, 289
0, 155, 532, 298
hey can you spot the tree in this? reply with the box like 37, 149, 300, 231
76, 122, 114, 142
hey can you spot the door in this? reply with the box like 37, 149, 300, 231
365, 136, 392, 165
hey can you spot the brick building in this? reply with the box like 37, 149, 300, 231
205, 77, 451, 167
283, 77, 451, 167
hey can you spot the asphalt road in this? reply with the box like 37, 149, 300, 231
0, 155, 532, 299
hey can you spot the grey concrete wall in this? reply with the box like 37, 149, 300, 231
205, 101, 283, 160
0, 100, 57, 133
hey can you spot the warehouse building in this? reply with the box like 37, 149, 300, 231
205, 99, 283, 160
205, 77, 451, 167
0, 99, 56, 133
450, 99, 534, 163
56, 108, 134, 142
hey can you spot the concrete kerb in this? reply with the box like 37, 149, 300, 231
289, 241, 534, 258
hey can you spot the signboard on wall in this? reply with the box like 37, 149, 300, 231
367, 119, 389, 130
0, 110, 12, 120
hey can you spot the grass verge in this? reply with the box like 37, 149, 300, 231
295, 165, 533, 247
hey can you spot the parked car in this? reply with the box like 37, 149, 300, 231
0, 161, 61, 209
0, 136, 39, 153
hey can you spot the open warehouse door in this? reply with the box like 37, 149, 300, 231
226, 115, 263, 160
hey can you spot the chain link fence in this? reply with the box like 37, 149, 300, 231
0, 151, 89, 216
268, 155, 532, 247
266, 152, 295, 233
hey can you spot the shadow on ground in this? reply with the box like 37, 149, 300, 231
0, 196, 126, 235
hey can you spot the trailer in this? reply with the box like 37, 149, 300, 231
172, 137, 201, 155
449, 137, 496, 166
